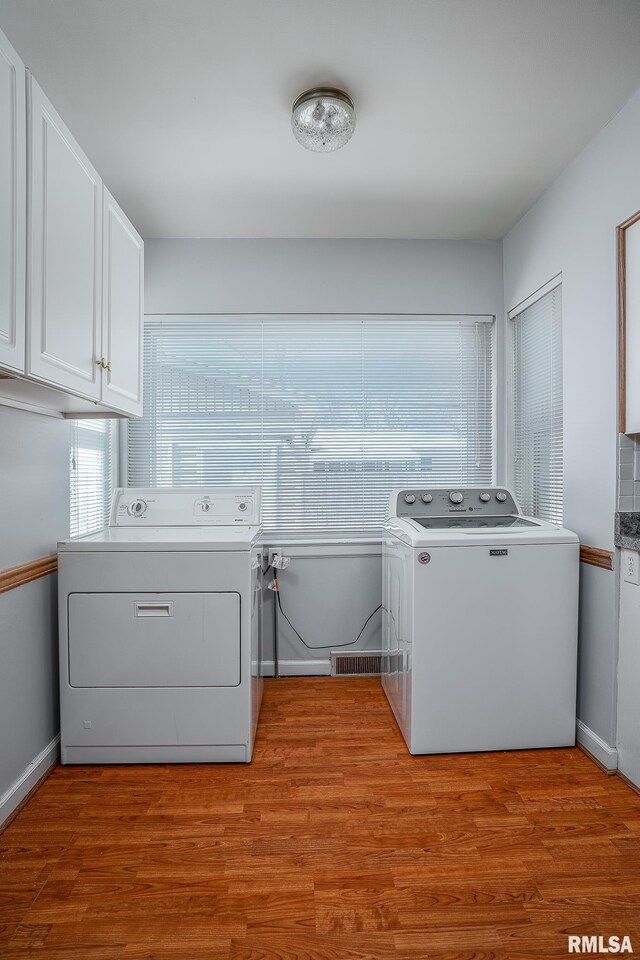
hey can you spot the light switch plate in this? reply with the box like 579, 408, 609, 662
622, 549, 640, 585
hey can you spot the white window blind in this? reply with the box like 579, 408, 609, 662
128, 315, 495, 533
512, 284, 563, 524
69, 419, 115, 537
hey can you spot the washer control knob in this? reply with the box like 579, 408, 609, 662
421, 493, 433, 503
128, 498, 147, 517
238, 502, 248, 511
404, 494, 416, 504
479, 493, 491, 502
449, 491, 464, 504
496, 491, 508, 502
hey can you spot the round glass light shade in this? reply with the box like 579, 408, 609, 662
291, 88, 356, 153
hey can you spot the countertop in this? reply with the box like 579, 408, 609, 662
615, 512, 640, 551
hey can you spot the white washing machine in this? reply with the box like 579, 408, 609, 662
382, 486, 579, 755
58, 487, 263, 764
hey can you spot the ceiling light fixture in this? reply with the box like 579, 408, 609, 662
291, 87, 356, 153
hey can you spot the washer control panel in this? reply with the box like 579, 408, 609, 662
394, 487, 519, 519
111, 487, 261, 526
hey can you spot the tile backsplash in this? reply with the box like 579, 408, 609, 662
617, 433, 640, 510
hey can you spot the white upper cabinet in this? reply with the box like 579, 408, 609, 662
0, 30, 143, 419
0, 30, 26, 373
28, 76, 102, 400
101, 188, 144, 416
620, 213, 640, 434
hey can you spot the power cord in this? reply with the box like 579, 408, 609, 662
262, 551, 381, 651
275, 575, 382, 651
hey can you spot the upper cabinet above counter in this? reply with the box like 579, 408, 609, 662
619, 210, 640, 436
0, 27, 143, 419
0, 27, 26, 376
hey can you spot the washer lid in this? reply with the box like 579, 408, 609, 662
385, 515, 578, 547
412, 515, 539, 530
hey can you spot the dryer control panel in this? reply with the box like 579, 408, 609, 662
391, 487, 520, 520
110, 487, 261, 526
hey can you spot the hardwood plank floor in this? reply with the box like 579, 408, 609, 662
1, 677, 639, 959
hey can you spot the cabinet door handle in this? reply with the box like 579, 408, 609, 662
95, 357, 105, 368
104, 360, 112, 372
134, 601, 174, 618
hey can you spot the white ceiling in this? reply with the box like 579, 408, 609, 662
1, 0, 640, 240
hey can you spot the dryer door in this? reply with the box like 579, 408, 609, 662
68, 592, 240, 687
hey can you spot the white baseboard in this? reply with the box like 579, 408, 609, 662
0, 734, 59, 827
576, 720, 618, 770
262, 659, 331, 677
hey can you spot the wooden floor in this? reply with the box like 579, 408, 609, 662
1, 678, 640, 959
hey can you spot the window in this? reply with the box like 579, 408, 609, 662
69, 419, 115, 537
128, 315, 495, 533
511, 283, 563, 524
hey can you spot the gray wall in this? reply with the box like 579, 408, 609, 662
145, 238, 504, 672
145, 238, 504, 314
0, 406, 69, 803
503, 86, 640, 751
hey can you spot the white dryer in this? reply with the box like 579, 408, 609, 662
58, 487, 263, 764
382, 486, 579, 755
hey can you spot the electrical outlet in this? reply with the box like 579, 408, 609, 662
268, 547, 282, 567
622, 549, 640, 585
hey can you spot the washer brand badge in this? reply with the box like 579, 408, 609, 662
490, 549, 508, 557
418, 552, 431, 565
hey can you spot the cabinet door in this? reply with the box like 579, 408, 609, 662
28, 76, 102, 398
622, 216, 640, 433
0, 29, 26, 372
101, 188, 143, 415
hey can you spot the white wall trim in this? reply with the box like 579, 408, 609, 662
576, 719, 618, 770
0, 734, 59, 827
262, 659, 331, 677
